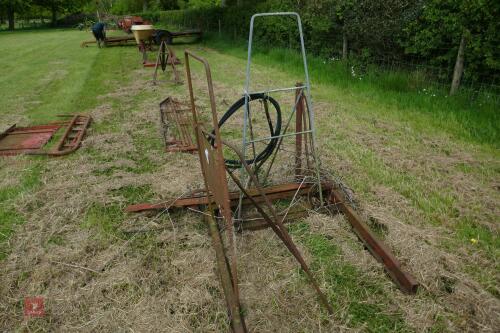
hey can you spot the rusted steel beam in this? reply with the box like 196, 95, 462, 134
226, 166, 334, 314
235, 209, 309, 231
295, 83, 304, 178
206, 214, 247, 333
327, 187, 419, 294
185, 49, 242, 314
125, 182, 313, 212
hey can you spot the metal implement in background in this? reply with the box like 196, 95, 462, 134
152, 41, 182, 84
0, 115, 92, 157
162, 29, 202, 45
44, 115, 92, 156
159, 97, 197, 153
118, 16, 151, 33
0, 124, 61, 156
80, 35, 136, 48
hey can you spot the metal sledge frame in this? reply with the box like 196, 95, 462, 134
126, 12, 418, 331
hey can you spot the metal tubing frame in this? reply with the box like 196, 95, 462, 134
184, 50, 246, 332
241, 12, 323, 214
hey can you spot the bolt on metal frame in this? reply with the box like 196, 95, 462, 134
238, 12, 323, 217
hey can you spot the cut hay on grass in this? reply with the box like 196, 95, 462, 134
1, 41, 499, 332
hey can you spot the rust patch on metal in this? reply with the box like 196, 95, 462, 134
45, 115, 92, 156
185, 50, 246, 332
125, 182, 314, 212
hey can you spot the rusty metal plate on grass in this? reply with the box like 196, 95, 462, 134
0, 124, 61, 156
0, 115, 92, 157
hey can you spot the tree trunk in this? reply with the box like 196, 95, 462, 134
342, 31, 348, 60
143, 0, 149, 12
221, 0, 227, 7
51, 6, 57, 27
7, 6, 15, 30
450, 33, 466, 96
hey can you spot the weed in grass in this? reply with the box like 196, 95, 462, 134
110, 184, 154, 204
81, 203, 124, 239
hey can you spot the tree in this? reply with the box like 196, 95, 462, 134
403, 0, 500, 91
33, 0, 88, 26
0, 0, 31, 30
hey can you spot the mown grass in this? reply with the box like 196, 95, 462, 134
0, 29, 139, 256
0, 161, 44, 260
1, 29, 498, 331
290, 222, 413, 332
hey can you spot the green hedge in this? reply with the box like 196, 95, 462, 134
140, 6, 340, 58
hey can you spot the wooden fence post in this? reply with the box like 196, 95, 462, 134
450, 33, 466, 96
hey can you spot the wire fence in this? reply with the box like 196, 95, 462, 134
347, 56, 500, 104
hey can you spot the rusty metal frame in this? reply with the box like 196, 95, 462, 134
128, 44, 420, 329
185, 50, 246, 333
0, 124, 61, 156
0, 115, 91, 157
184, 50, 334, 331
80, 35, 136, 48
44, 115, 92, 156
159, 97, 197, 153
152, 41, 182, 85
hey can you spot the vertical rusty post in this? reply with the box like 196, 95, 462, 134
295, 82, 304, 179
206, 214, 247, 333
184, 50, 243, 323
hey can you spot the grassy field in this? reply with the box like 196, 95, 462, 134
0, 29, 498, 332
